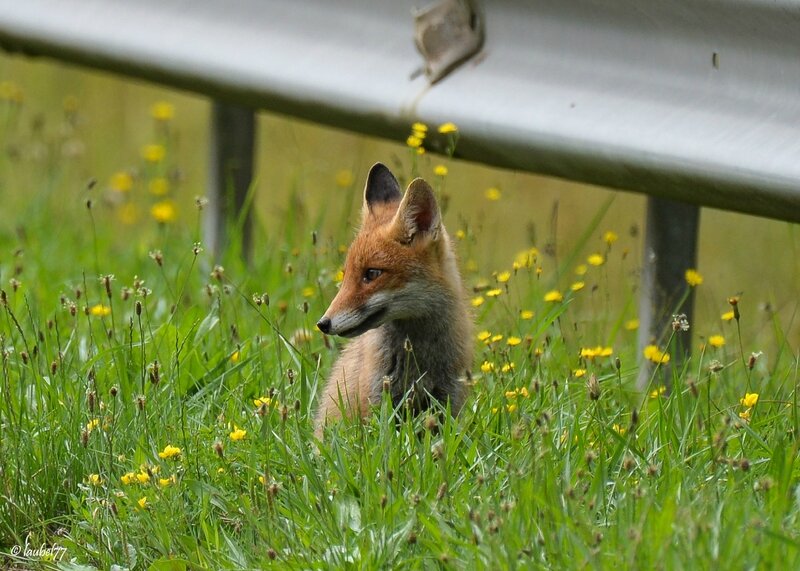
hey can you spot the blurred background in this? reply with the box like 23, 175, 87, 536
0, 52, 798, 350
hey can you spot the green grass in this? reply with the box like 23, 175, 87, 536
0, 72, 799, 570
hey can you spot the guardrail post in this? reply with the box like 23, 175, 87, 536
637, 196, 700, 389
205, 100, 256, 261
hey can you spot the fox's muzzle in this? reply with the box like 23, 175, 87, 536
316, 307, 388, 338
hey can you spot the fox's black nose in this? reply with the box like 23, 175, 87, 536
317, 317, 332, 334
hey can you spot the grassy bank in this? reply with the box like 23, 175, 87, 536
0, 62, 798, 570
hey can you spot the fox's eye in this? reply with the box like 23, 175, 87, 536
363, 268, 382, 283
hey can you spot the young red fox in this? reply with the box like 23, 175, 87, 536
315, 163, 473, 435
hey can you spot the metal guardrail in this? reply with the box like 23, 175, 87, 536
1, 0, 799, 377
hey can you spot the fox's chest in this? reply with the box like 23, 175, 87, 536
368, 326, 461, 406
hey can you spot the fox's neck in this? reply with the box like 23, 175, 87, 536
376, 292, 472, 410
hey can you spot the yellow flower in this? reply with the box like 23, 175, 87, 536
501, 363, 515, 373
158, 477, 173, 487
137, 496, 148, 509
158, 444, 181, 459
230, 351, 240, 363
581, 346, 613, 359
507, 336, 521, 347
86, 418, 100, 433
571, 281, 585, 292
0, 82, 24, 103
335, 169, 354, 187
480, 361, 494, 373
151, 200, 177, 223
612, 424, 626, 436
603, 231, 618, 245
738, 409, 751, 421
484, 187, 501, 201
302, 286, 316, 298
412, 122, 428, 134
486, 288, 502, 298
506, 403, 518, 413
406, 135, 423, 148
90, 304, 111, 317
649, 386, 666, 399
229, 427, 247, 441
148, 177, 170, 196
643, 345, 671, 365
685, 269, 703, 287
643, 345, 659, 361
121, 472, 136, 486
573, 369, 586, 377
491, 334, 504, 343
88, 474, 103, 487
142, 143, 166, 163
514, 248, 539, 269
471, 296, 485, 307
136, 471, 150, 484
740, 393, 759, 408
624, 319, 639, 331
721, 310, 735, 321
496, 271, 511, 283
0, 81, 24, 103
438, 122, 458, 134
574, 264, 588, 276
708, 335, 725, 348
544, 290, 563, 303
520, 310, 534, 320
334, 269, 344, 283
110, 171, 133, 192
254, 396, 272, 407
587, 253, 605, 266
455, 229, 466, 240
434, 165, 448, 176
477, 331, 491, 342
151, 101, 175, 121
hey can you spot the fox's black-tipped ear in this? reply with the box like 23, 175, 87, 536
393, 178, 441, 243
364, 163, 401, 211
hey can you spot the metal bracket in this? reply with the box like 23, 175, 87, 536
414, 0, 484, 83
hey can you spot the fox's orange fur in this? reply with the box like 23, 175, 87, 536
315, 163, 473, 435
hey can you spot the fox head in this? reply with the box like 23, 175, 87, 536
317, 162, 456, 338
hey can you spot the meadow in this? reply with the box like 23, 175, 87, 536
0, 57, 799, 570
